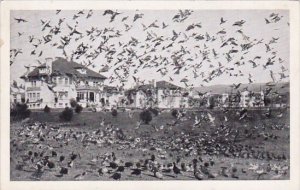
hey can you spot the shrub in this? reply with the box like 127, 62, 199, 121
171, 109, 178, 118
59, 107, 73, 121
75, 104, 83, 114
111, 109, 118, 117
140, 110, 152, 124
44, 105, 51, 113
70, 98, 77, 108
10, 103, 31, 120
149, 107, 159, 116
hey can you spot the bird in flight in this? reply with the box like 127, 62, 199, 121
14, 18, 28, 23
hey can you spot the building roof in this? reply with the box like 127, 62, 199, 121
26, 57, 107, 79
103, 85, 119, 93
10, 86, 25, 95
125, 80, 182, 95
156, 81, 181, 90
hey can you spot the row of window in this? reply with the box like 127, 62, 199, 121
28, 103, 69, 108
53, 77, 73, 85
30, 78, 101, 87
55, 91, 68, 99
27, 92, 40, 100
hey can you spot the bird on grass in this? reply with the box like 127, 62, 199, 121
74, 172, 87, 180
110, 172, 121, 180
193, 160, 204, 180
172, 162, 181, 177
153, 168, 164, 179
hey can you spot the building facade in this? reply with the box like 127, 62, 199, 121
21, 57, 107, 109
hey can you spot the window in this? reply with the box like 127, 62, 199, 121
65, 91, 68, 98
37, 93, 40, 100
32, 81, 36, 87
77, 92, 84, 100
93, 81, 98, 87
58, 77, 63, 84
32, 93, 36, 99
65, 78, 68, 85
58, 92, 64, 99
85, 81, 89, 85
69, 77, 72, 85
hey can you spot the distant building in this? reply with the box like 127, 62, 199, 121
10, 86, 25, 105
156, 81, 189, 109
239, 90, 264, 107
125, 80, 188, 109
21, 57, 107, 109
100, 85, 124, 109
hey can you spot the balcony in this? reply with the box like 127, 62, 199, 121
26, 87, 41, 91
76, 85, 100, 91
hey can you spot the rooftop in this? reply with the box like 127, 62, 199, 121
24, 57, 107, 79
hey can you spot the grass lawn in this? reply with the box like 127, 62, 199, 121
10, 108, 290, 180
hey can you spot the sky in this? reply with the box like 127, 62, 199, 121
10, 10, 289, 89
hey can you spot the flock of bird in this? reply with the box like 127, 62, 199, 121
11, 9, 289, 89
10, 108, 289, 180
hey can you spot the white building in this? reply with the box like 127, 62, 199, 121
125, 80, 188, 109
10, 86, 25, 104
21, 57, 107, 109
239, 90, 265, 107
156, 81, 189, 109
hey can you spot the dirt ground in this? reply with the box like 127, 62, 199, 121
10, 108, 290, 181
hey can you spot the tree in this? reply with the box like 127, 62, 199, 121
111, 109, 118, 117
171, 109, 178, 118
44, 105, 51, 113
149, 107, 159, 116
70, 98, 77, 108
59, 107, 73, 121
140, 110, 152, 124
10, 103, 31, 119
75, 104, 83, 113
12, 80, 18, 88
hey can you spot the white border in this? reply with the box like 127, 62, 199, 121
1, 1, 299, 190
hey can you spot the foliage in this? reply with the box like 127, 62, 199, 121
70, 98, 77, 108
140, 110, 152, 124
111, 109, 118, 117
10, 103, 31, 119
149, 107, 159, 116
75, 104, 83, 114
264, 97, 272, 106
59, 107, 73, 121
171, 109, 178, 118
44, 105, 51, 113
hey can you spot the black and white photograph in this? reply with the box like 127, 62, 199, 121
1, 1, 300, 189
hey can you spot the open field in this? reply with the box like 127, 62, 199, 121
10, 108, 290, 180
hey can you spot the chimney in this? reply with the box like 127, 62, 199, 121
45, 57, 53, 74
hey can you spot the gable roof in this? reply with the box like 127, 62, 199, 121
125, 80, 182, 95
26, 57, 107, 79
156, 81, 181, 90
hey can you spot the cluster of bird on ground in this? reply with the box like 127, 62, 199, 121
10, 108, 289, 180
11, 9, 289, 89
